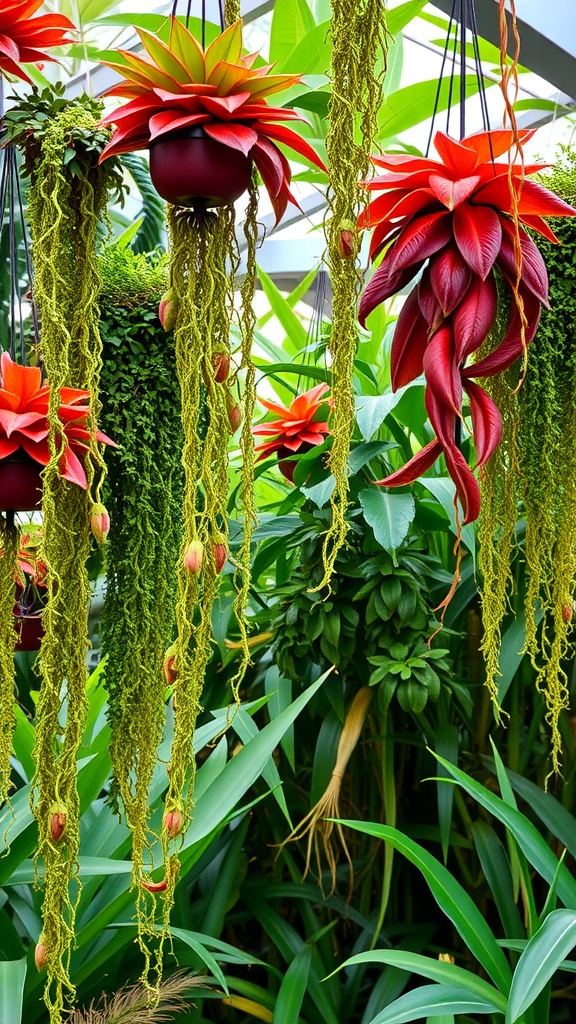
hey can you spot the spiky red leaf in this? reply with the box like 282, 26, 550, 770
390, 290, 430, 390
453, 203, 502, 279
358, 256, 424, 327
429, 243, 472, 315
453, 273, 498, 362
375, 439, 443, 487
388, 211, 453, 275
463, 379, 502, 466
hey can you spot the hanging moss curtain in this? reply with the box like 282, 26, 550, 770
15, 97, 119, 1022
479, 152, 576, 774
98, 244, 183, 971
320, 0, 388, 586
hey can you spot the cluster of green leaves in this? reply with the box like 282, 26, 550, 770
4, 84, 125, 201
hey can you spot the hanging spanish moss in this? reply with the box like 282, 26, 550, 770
230, 179, 259, 696
156, 203, 239, 954
0, 517, 17, 808
319, 0, 388, 588
479, 152, 576, 772
98, 245, 183, 964
17, 97, 118, 1022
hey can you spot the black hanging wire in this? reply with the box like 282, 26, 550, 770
425, 0, 492, 156
0, 77, 40, 367
170, 0, 226, 41
298, 265, 330, 389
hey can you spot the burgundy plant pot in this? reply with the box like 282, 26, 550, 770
14, 612, 44, 653
149, 126, 252, 209
0, 452, 43, 512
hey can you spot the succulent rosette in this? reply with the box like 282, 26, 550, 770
98, 18, 326, 223
0, 352, 116, 489
358, 129, 576, 522
254, 383, 331, 481
0, 0, 75, 83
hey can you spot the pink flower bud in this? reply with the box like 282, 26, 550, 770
213, 348, 231, 384
163, 808, 184, 838
35, 938, 48, 971
338, 220, 357, 259
50, 810, 66, 844
184, 540, 203, 574
214, 542, 227, 574
158, 289, 177, 331
91, 503, 110, 545
163, 643, 178, 686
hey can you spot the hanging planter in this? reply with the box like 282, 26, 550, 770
13, 525, 46, 652
0, 452, 42, 513
98, 17, 325, 218
149, 125, 252, 209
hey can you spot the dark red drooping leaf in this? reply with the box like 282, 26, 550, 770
390, 289, 430, 390
463, 379, 502, 466
464, 284, 541, 378
417, 269, 443, 333
375, 438, 443, 487
358, 255, 424, 327
388, 210, 453, 275
453, 272, 498, 362
453, 203, 502, 279
423, 326, 462, 418
444, 443, 481, 524
497, 218, 549, 307
429, 243, 472, 315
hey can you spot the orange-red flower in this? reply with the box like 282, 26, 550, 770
98, 18, 326, 224
0, 0, 75, 83
253, 383, 330, 481
0, 352, 116, 489
359, 129, 576, 522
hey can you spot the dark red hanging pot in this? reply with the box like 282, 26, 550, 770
0, 451, 43, 512
13, 585, 44, 652
149, 125, 252, 209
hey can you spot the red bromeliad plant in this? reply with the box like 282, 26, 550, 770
0, 0, 75, 82
98, 17, 326, 219
254, 383, 331, 482
0, 352, 115, 490
358, 129, 576, 523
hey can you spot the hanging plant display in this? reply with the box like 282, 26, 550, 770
479, 151, 576, 772
357, 128, 576, 524
319, 0, 388, 586
97, 6, 326, 967
97, 244, 183, 957
5, 89, 123, 1023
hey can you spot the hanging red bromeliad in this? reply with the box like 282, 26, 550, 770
0, 0, 75, 82
253, 383, 331, 482
97, 17, 325, 215
357, 128, 576, 524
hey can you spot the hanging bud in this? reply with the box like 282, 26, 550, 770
163, 643, 178, 686
184, 539, 203, 574
142, 876, 167, 893
212, 347, 231, 384
214, 542, 227, 574
91, 503, 110, 545
158, 289, 177, 331
50, 809, 67, 844
338, 219, 357, 259
563, 605, 573, 624
225, 389, 242, 433
163, 807, 184, 838
35, 937, 48, 971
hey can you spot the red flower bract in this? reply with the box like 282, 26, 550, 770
360, 129, 576, 522
97, 18, 326, 225
0, 0, 75, 83
253, 383, 330, 481
0, 352, 116, 489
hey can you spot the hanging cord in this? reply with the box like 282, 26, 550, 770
170, 0, 226, 45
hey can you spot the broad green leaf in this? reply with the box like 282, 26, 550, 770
6, 857, 133, 886
301, 475, 335, 507
258, 265, 319, 329
507, 910, 576, 1023
495, 607, 544, 704
387, 0, 428, 36
167, 926, 229, 993
183, 671, 330, 849
367, 983, 504, 1024
378, 76, 493, 143
232, 709, 292, 827
355, 390, 410, 442
337, 821, 512, 994
432, 753, 576, 908
359, 489, 415, 551
418, 478, 475, 556
269, 0, 316, 65
273, 946, 312, 1024
0, 957, 26, 1024
256, 266, 309, 353
470, 822, 523, 939
340, 952, 507, 1013
499, 763, 576, 861
434, 725, 458, 862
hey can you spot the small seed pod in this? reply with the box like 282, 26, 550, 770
184, 539, 203, 574
226, 394, 242, 433
214, 542, 227, 574
338, 219, 357, 259
35, 937, 48, 971
50, 810, 66, 844
212, 348, 231, 384
163, 643, 178, 686
163, 807, 184, 838
158, 288, 177, 331
142, 876, 167, 893
91, 502, 110, 545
